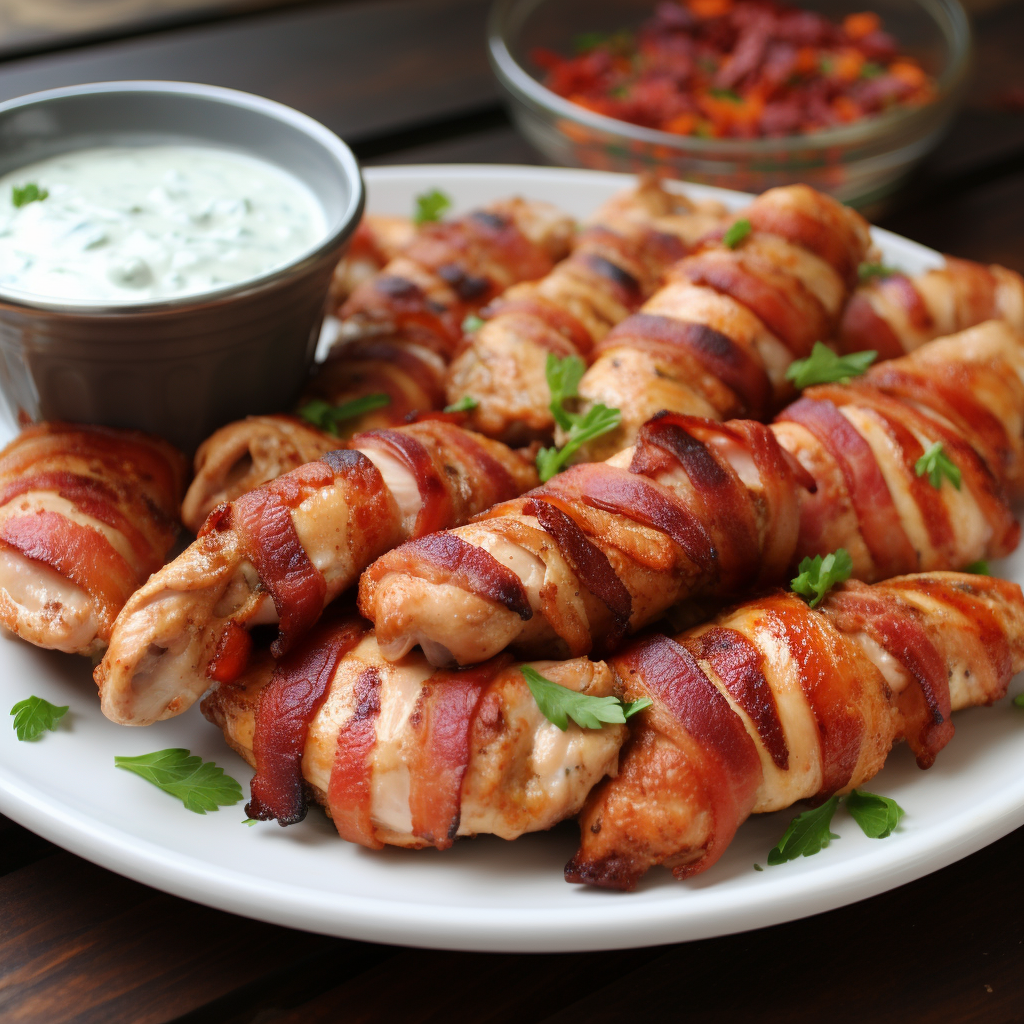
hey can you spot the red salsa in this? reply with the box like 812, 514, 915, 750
532, 0, 936, 139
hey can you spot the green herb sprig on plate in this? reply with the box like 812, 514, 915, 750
114, 748, 243, 814
10, 696, 68, 741
521, 666, 650, 731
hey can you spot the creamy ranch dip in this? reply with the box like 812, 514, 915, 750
0, 145, 327, 304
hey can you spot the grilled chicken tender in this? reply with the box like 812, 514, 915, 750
97, 420, 537, 726
180, 196, 574, 531
569, 184, 873, 462
445, 177, 729, 444
359, 321, 1024, 667
202, 619, 626, 849
567, 572, 1024, 890
0, 422, 186, 655
838, 256, 1024, 359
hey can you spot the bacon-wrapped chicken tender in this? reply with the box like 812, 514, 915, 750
569, 184, 872, 461
0, 423, 186, 655
201, 617, 626, 848
567, 572, 1024, 890
179, 197, 573, 531
838, 257, 1024, 358
359, 322, 1024, 667
328, 214, 417, 306
445, 178, 729, 444
97, 420, 537, 726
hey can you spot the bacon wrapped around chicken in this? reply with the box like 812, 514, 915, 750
202, 615, 626, 848
567, 184, 873, 461
0, 423, 186, 655
180, 196, 575, 532
838, 257, 1024, 359
568, 572, 1024, 889
444, 177, 729, 444
327, 214, 417, 307
359, 321, 1024, 667
97, 420, 537, 726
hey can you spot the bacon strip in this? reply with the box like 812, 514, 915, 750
0, 511, 137, 636
824, 585, 952, 767
631, 414, 760, 591
376, 532, 533, 620
524, 497, 633, 647
328, 665, 384, 849
612, 633, 762, 876
686, 626, 788, 770
353, 429, 452, 536
246, 617, 368, 825
598, 313, 773, 419
758, 595, 865, 795
836, 291, 906, 359
406, 657, 512, 847
481, 296, 593, 355
779, 396, 917, 579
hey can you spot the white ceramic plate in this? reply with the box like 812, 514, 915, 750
1, 165, 1021, 954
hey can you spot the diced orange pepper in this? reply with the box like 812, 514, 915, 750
843, 12, 880, 40
834, 48, 864, 82
794, 47, 818, 74
687, 0, 733, 19
663, 112, 698, 135
832, 96, 861, 122
890, 61, 927, 88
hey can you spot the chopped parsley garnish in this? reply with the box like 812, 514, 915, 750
12, 183, 48, 208
298, 394, 390, 436
768, 795, 841, 864
574, 31, 607, 52
767, 789, 905, 865
413, 188, 451, 225
858, 261, 900, 283
790, 548, 853, 608
708, 88, 742, 102
964, 560, 990, 575
521, 666, 651, 731
1014, 693, 1024, 708
114, 748, 243, 814
444, 395, 479, 413
722, 218, 752, 249
845, 789, 905, 838
10, 696, 69, 741
785, 342, 877, 389
462, 313, 485, 333
914, 442, 961, 490
860, 61, 884, 79
536, 354, 621, 481
242, 818, 258, 826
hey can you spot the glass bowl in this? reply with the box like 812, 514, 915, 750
488, 0, 971, 205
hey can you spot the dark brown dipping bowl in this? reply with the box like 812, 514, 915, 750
0, 81, 364, 453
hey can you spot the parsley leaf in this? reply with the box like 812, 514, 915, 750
914, 441, 961, 490
462, 313, 485, 333
12, 183, 48, 208
845, 789, 905, 838
242, 817, 258, 826
444, 395, 479, 413
858, 261, 900, 283
790, 548, 853, 608
521, 666, 650, 731
785, 342, 877, 389
767, 794, 841, 864
709, 88, 742, 102
10, 696, 69, 741
1014, 693, 1024, 708
753, 863, 764, 871
298, 393, 390, 436
114, 748, 243, 814
723, 218, 751, 249
536, 354, 620, 481
964, 559, 990, 575
413, 188, 451, 225
574, 31, 607, 52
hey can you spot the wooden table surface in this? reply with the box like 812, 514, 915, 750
2, 2, 1024, 1021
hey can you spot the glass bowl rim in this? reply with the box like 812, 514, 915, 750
488, 0, 972, 156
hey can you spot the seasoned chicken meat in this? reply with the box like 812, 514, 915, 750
202, 616, 626, 848
97, 420, 537, 725
0, 422, 186, 654
359, 322, 1024, 666
568, 572, 1024, 889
